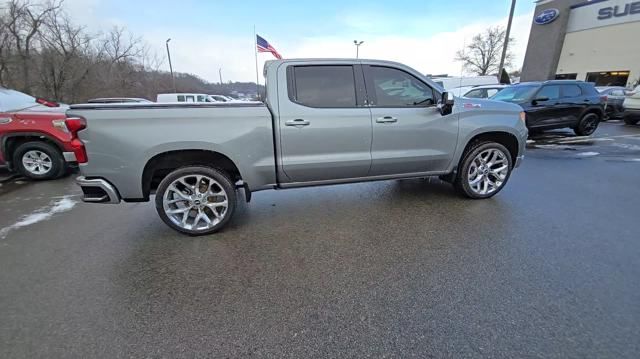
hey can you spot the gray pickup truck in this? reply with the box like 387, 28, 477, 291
68, 59, 527, 235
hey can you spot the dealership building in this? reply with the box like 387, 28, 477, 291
521, 0, 640, 88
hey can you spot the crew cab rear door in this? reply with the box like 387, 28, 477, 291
362, 64, 457, 175
276, 63, 372, 182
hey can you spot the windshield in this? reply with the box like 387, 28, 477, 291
491, 85, 538, 103
0, 88, 36, 112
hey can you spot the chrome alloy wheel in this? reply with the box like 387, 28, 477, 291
22, 150, 53, 175
162, 174, 229, 231
467, 148, 509, 196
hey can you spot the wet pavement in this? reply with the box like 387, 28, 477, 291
1, 122, 640, 358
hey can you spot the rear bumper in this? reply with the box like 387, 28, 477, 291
515, 155, 524, 168
76, 176, 121, 204
624, 109, 640, 119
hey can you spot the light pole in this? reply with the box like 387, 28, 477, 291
219, 68, 223, 84
353, 40, 364, 59
166, 38, 176, 92
498, 0, 516, 81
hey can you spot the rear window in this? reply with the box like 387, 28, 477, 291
292, 66, 357, 108
562, 85, 582, 98
580, 83, 600, 96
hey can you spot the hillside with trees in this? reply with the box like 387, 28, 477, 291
0, 0, 261, 103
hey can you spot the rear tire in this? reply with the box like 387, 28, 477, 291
454, 141, 513, 199
155, 166, 237, 236
12, 141, 66, 180
574, 112, 600, 136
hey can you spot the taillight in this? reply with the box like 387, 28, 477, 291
600, 95, 608, 103
65, 116, 88, 163
519, 111, 526, 123
65, 117, 86, 133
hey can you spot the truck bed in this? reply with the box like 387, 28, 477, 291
67, 103, 277, 200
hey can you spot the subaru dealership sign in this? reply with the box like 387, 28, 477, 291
567, 0, 640, 32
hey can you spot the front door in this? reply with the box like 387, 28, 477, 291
527, 84, 565, 128
278, 64, 372, 182
363, 65, 458, 176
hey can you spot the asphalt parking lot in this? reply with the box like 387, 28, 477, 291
1, 121, 640, 358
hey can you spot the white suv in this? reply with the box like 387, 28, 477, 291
623, 85, 640, 125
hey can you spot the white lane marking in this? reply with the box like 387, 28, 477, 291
0, 196, 77, 239
612, 143, 640, 151
576, 152, 600, 157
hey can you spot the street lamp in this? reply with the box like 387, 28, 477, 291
166, 38, 177, 92
498, 0, 516, 81
219, 68, 223, 84
353, 40, 364, 59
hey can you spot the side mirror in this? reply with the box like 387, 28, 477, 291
438, 92, 454, 115
531, 97, 549, 105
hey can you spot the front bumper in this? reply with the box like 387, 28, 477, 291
76, 176, 121, 204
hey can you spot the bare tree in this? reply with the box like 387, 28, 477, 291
3, 0, 62, 92
456, 26, 514, 76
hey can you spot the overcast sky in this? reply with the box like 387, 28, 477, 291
63, 0, 536, 83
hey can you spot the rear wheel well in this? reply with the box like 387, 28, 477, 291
142, 150, 242, 198
582, 108, 604, 120
461, 132, 519, 165
2, 136, 64, 167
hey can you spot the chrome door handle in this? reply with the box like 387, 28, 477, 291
376, 116, 398, 123
0, 117, 12, 125
285, 119, 310, 127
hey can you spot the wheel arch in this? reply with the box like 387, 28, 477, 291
0, 132, 66, 169
457, 131, 521, 169
141, 149, 243, 199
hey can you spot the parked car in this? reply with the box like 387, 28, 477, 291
87, 98, 152, 104
156, 93, 216, 103
622, 91, 640, 125
69, 58, 527, 236
596, 86, 627, 120
430, 75, 499, 90
0, 88, 80, 180
208, 95, 238, 102
462, 85, 508, 99
491, 80, 605, 136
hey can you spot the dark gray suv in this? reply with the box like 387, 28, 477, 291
491, 80, 605, 136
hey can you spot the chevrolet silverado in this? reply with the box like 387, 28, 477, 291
68, 59, 527, 235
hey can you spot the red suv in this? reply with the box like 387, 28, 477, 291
0, 88, 85, 180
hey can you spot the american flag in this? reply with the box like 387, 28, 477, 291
256, 35, 282, 59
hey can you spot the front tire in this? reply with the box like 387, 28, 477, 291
12, 141, 66, 180
574, 112, 600, 136
454, 141, 513, 199
155, 166, 237, 236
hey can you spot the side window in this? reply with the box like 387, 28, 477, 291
464, 89, 486, 98
536, 85, 560, 100
561, 85, 582, 98
292, 65, 357, 108
185, 95, 195, 102
197, 95, 206, 102
370, 66, 434, 107
611, 89, 625, 96
177, 95, 185, 102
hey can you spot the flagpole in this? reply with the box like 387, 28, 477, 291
254, 25, 260, 100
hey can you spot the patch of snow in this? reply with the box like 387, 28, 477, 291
576, 152, 599, 157
0, 196, 77, 239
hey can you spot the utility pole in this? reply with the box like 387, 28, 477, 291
219, 68, 223, 84
353, 40, 364, 59
498, 0, 516, 80
166, 38, 177, 92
